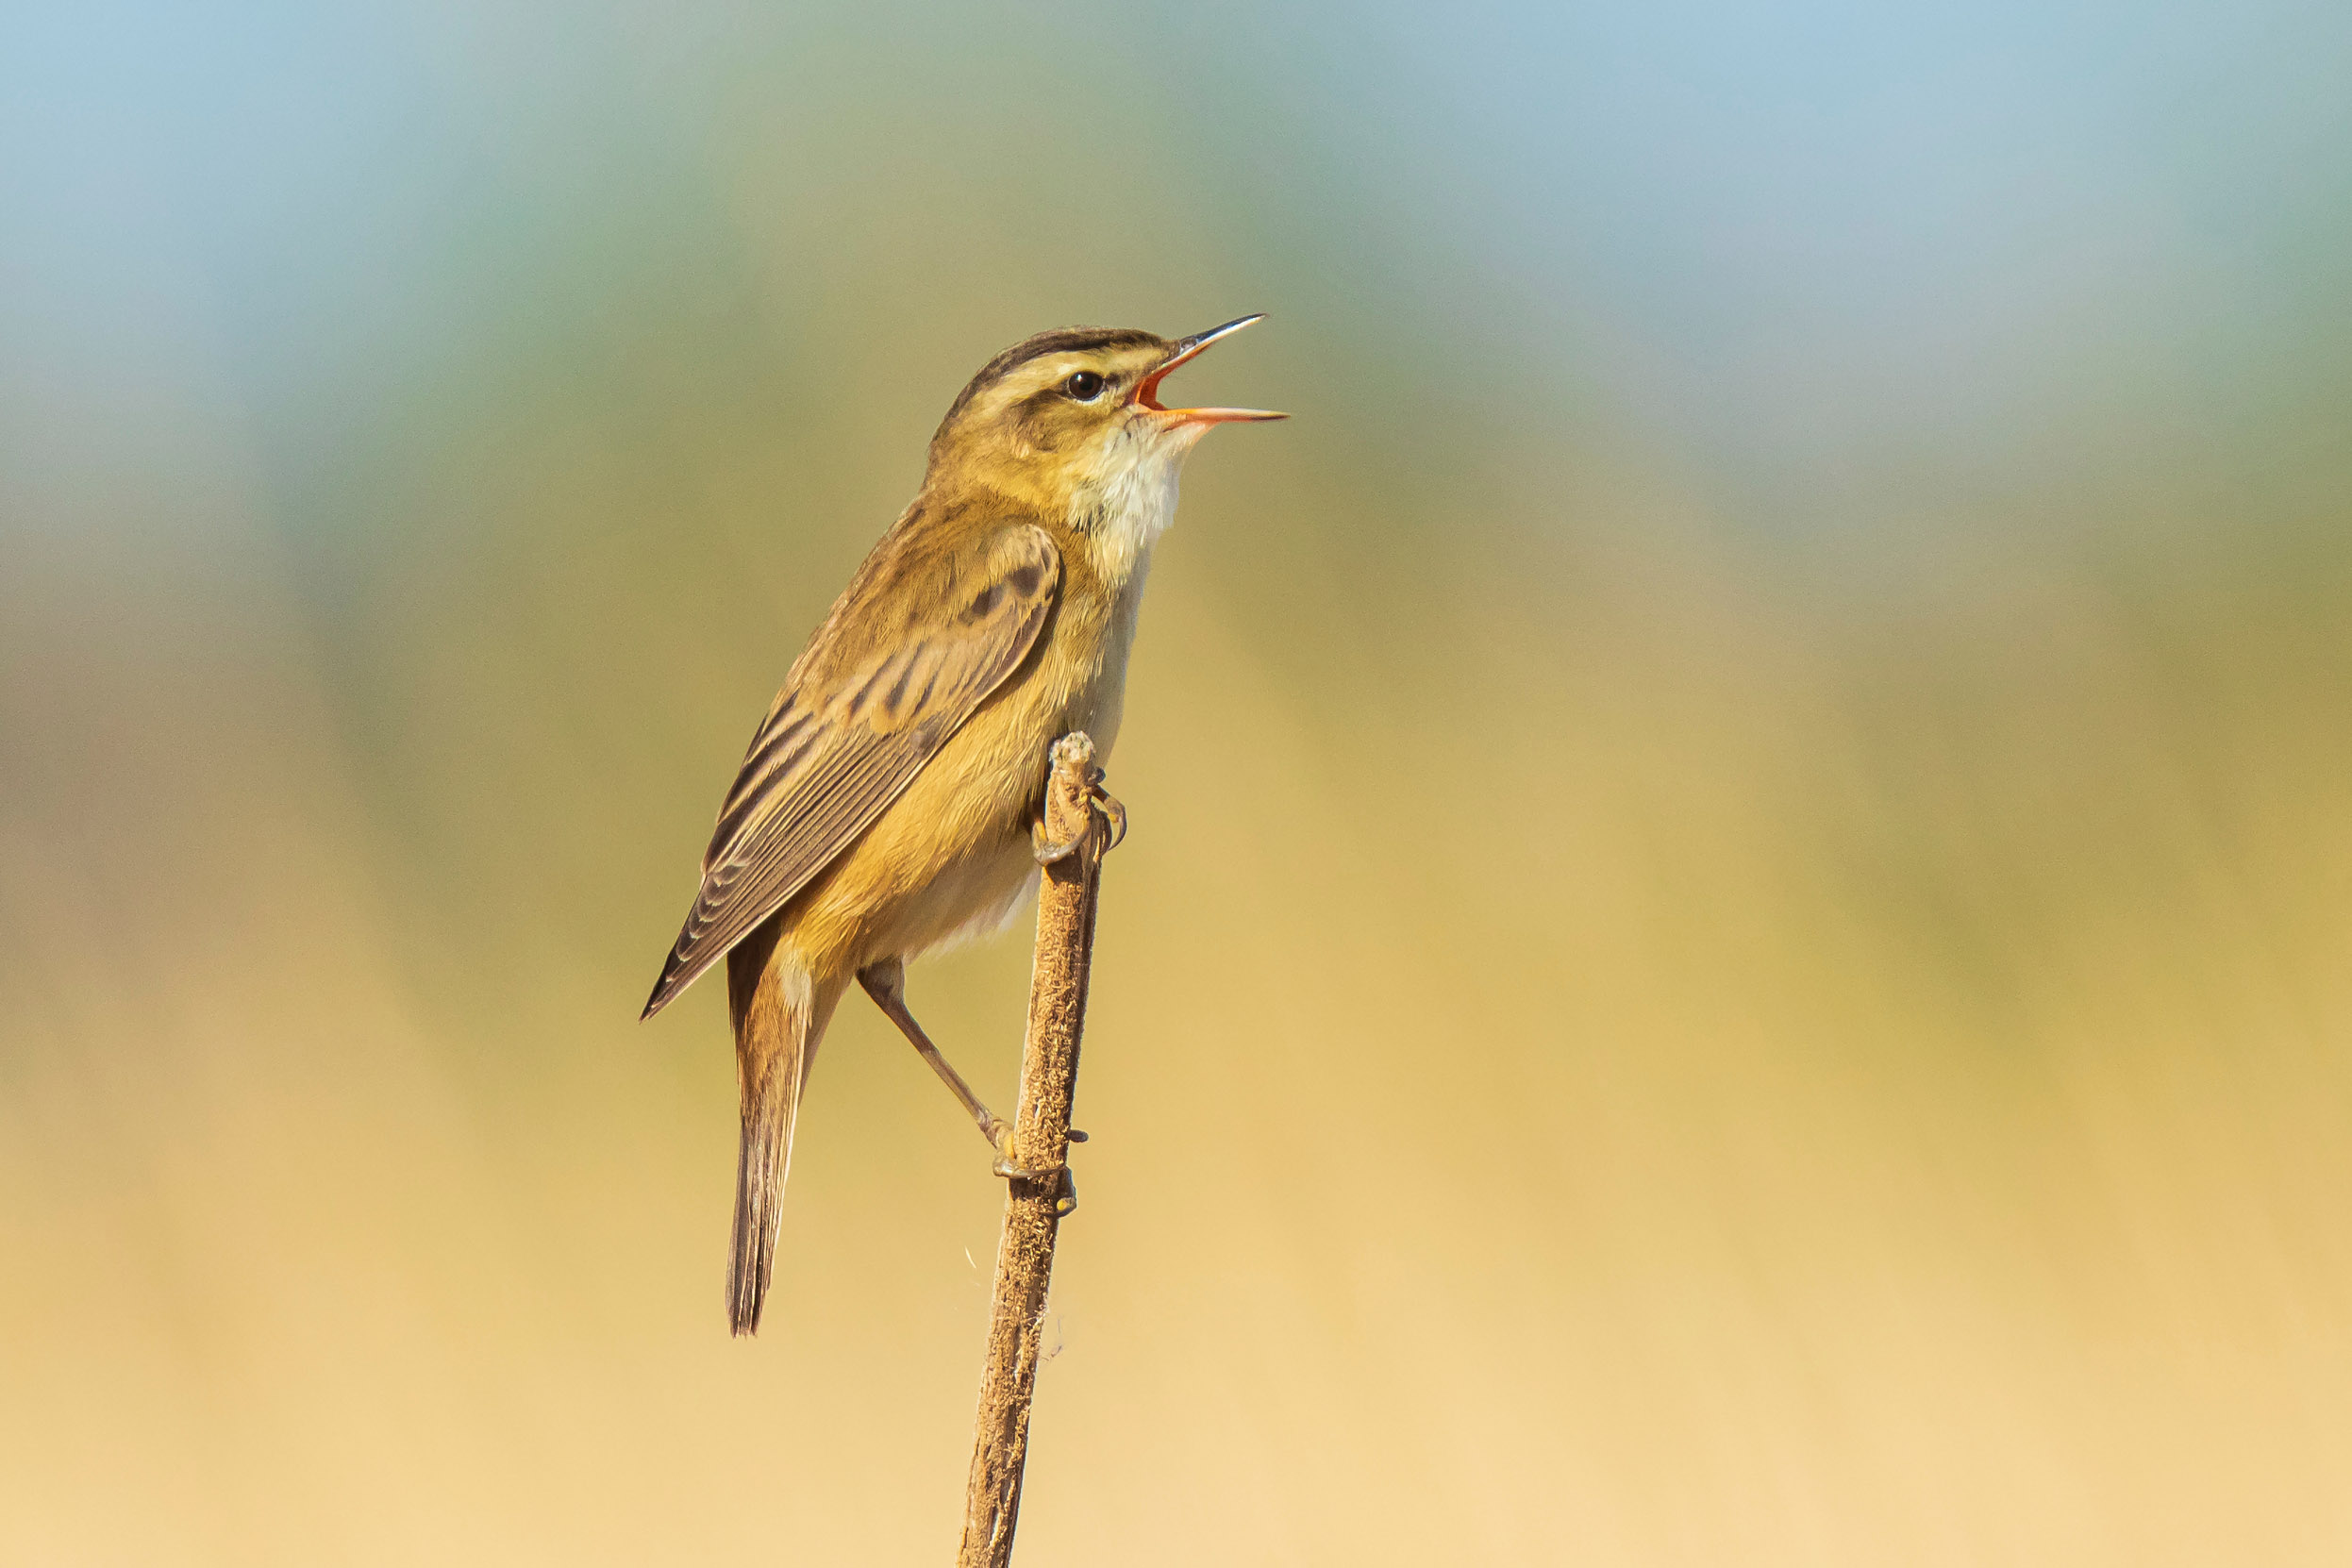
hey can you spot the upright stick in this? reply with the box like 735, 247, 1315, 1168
958, 733, 1108, 1568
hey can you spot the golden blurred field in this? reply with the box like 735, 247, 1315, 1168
4, 3, 2351, 1562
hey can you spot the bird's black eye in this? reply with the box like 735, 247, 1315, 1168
1062, 370, 1106, 402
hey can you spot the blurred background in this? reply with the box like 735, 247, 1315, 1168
4, 0, 2350, 1561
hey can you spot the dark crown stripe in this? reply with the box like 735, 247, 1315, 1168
938, 325, 1163, 427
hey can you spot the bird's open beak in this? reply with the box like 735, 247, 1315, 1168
1135, 314, 1289, 425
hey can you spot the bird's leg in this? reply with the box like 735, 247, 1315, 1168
860, 959, 1076, 1203
857, 959, 1012, 1156
857, 959, 1076, 1202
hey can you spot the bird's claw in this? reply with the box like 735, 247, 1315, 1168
990, 1155, 1079, 1217
1031, 769, 1126, 862
1031, 820, 1087, 865
990, 1119, 1079, 1216
1088, 779, 1128, 854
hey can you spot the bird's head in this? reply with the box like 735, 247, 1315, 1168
926, 317, 1284, 521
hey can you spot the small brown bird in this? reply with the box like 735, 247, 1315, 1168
642, 317, 1283, 1335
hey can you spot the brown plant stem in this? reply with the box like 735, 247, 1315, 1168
957, 733, 1108, 1568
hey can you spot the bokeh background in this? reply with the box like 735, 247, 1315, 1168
6, 1, 2351, 1561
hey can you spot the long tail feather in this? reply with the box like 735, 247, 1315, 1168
725, 919, 842, 1337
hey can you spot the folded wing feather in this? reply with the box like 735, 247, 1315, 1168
642, 520, 1060, 1018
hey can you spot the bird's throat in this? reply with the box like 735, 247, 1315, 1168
1074, 427, 1197, 592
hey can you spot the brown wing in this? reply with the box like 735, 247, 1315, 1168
642, 519, 1060, 1018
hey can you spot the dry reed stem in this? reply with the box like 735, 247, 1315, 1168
957, 732, 1107, 1568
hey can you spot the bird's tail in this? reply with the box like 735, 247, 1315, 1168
725, 918, 843, 1337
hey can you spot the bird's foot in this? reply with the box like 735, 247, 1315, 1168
990, 1127, 1079, 1216
1028, 767, 1126, 863
1031, 819, 1087, 865
1087, 774, 1128, 854
990, 1157, 1077, 1217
